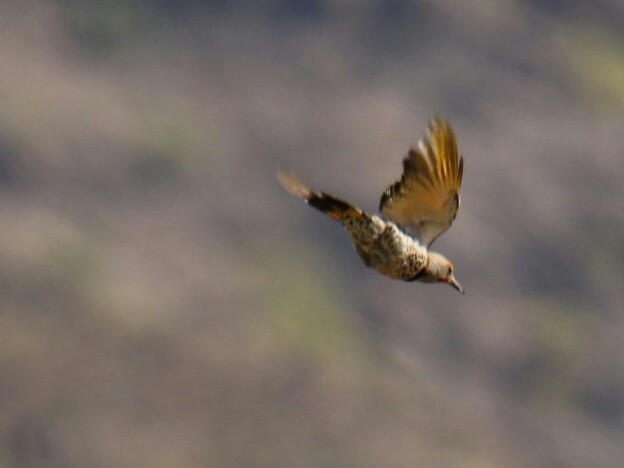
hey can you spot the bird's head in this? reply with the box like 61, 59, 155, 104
420, 252, 464, 294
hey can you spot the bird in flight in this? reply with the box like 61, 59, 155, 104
278, 117, 465, 293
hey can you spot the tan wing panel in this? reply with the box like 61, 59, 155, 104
379, 118, 463, 247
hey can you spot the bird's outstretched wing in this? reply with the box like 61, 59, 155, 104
379, 117, 463, 247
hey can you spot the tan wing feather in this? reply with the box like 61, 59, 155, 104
379, 117, 463, 247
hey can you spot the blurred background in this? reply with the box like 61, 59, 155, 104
1, 0, 623, 466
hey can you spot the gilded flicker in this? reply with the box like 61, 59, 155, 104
278, 117, 465, 293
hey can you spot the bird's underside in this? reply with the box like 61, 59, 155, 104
278, 117, 465, 293
278, 171, 428, 281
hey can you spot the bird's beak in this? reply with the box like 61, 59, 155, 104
448, 275, 465, 294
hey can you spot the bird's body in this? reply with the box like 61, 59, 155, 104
278, 117, 465, 293
344, 213, 427, 281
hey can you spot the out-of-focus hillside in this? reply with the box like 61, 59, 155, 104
0, 1, 623, 466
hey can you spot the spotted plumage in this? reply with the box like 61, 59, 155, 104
278, 117, 465, 293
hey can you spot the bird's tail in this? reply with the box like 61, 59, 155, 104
277, 171, 363, 221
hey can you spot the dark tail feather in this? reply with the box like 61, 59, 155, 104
306, 192, 361, 221
277, 171, 362, 221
